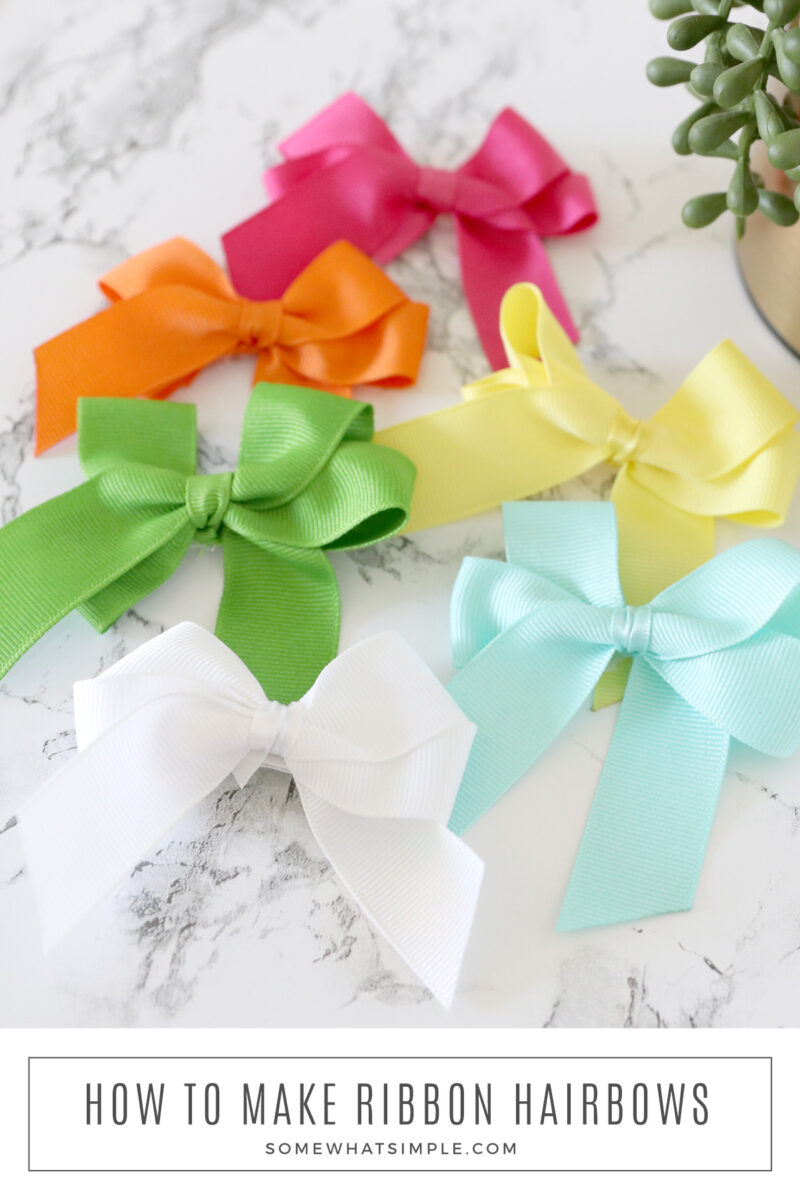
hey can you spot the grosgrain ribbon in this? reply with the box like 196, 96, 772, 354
447, 501, 800, 930
0, 384, 415, 702
34, 238, 428, 452
16, 624, 483, 1006
222, 92, 597, 365
376, 284, 800, 704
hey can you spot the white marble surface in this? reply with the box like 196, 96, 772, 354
1, 0, 800, 1028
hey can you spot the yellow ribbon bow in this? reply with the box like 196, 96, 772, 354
376, 283, 800, 703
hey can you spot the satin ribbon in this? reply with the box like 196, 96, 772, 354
376, 284, 800, 703
33, 238, 428, 453
447, 501, 800, 930
16, 623, 483, 1006
222, 92, 597, 365
0, 384, 415, 702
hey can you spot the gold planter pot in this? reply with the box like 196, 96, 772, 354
736, 109, 800, 357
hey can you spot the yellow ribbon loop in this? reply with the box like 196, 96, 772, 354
376, 283, 800, 702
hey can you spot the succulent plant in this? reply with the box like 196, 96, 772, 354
647, 0, 800, 234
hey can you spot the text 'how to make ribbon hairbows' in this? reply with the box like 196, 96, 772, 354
33, 238, 428, 452
16, 624, 483, 1007
222, 92, 597, 367
0, 384, 415, 702
447, 501, 800, 931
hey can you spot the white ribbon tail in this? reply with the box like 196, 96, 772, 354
16, 693, 252, 951
301, 790, 484, 1008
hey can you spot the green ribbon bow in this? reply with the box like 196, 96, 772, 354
0, 384, 416, 701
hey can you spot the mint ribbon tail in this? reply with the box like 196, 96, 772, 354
216, 530, 341, 704
558, 660, 730, 931
447, 613, 616, 836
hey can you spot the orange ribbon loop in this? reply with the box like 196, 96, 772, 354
33, 238, 429, 453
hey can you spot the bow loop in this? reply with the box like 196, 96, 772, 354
462, 108, 574, 210
446, 502, 800, 930
98, 236, 237, 303
382, 283, 800, 628
222, 93, 597, 364
0, 385, 416, 705
18, 624, 483, 1007
34, 239, 428, 453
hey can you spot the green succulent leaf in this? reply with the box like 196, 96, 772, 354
757, 188, 800, 224
726, 23, 763, 62
647, 56, 697, 85
689, 109, 751, 152
667, 13, 726, 51
753, 88, 789, 142
727, 157, 760, 216
767, 126, 800, 169
704, 30, 729, 66
714, 58, 766, 108
690, 62, 727, 95
773, 30, 800, 92
672, 101, 717, 153
783, 27, 800, 66
682, 192, 729, 226
648, 0, 800, 235
705, 139, 741, 159
649, 0, 693, 17
763, 0, 800, 23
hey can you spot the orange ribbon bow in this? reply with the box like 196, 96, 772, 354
33, 238, 429, 453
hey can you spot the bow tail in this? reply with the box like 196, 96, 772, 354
17, 692, 252, 950
34, 290, 237, 453
448, 614, 615, 834
222, 156, 403, 300
594, 470, 715, 708
457, 219, 579, 369
0, 481, 189, 681
299, 787, 483, 1007
216, 531, 340, 704
77, 526, 195, 632
558, 661, 729, 931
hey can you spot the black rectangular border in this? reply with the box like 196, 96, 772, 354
27, 1055, 773, 1173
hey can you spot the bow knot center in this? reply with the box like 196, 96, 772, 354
236, 298, 282, 349
250, 699, 301, 764
605, 411, 644, 468
415, 165, 460, 213
609, 604, 653, 656
185, 472, 233, 543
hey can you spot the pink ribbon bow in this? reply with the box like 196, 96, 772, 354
222, 93, 598, 367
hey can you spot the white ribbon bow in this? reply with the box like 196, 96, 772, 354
17, 623, 483, 1007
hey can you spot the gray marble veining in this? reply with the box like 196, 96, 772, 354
1, 0, 800, 1027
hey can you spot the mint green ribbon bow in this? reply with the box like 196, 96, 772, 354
447, 502, 800, 930
0, 384, 415, 702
